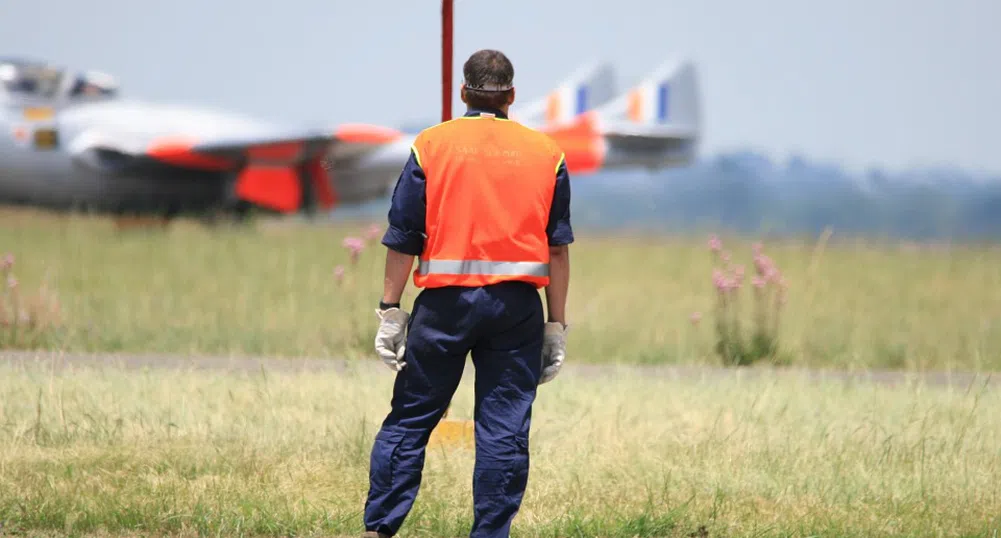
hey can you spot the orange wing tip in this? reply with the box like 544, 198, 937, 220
146, 136, 233, 170
334, 123, 403, 144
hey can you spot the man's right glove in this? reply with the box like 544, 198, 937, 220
539, 321, 567, 384
374, 307, 409, 372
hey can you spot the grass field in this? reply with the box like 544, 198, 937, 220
2, 208, 1001, 371
1, 359, 998, 538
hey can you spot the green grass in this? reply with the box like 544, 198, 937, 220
2, 208, 1001, 371
0, 361, 998, 537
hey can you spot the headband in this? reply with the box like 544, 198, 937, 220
463, 80, 513, 92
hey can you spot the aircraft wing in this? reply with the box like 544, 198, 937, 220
68, 123, 403, 213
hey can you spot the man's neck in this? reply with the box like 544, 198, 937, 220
465, 105, 508, 119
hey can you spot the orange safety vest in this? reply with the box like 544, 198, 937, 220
411, 112, 565, 289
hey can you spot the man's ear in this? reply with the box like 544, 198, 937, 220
460, 84, 467, 104
507, 87, 516, 105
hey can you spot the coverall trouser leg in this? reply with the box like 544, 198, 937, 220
363, 281, 544, 538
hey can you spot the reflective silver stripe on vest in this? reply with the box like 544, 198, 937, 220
418, 260, 549, 277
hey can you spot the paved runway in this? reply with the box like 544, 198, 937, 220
0, 350, 995, 390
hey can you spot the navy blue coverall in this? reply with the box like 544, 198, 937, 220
364, 107, 574, 538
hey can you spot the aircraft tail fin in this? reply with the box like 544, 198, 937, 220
593, 58, 700, 133
512, 61, 617, 126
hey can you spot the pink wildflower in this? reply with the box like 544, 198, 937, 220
342, 237, 364, 250
1, 253, 12, 270
342, 237, 365, 264
753, 254, 773, 276
708, 235, 722, 253
690, 311, 702, 325
712, 269, 726, 292
333, 265, 345, 283
751, 277, 765, 289
365, 224, 382, 241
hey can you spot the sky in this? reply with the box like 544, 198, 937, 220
2, 0, 1000, 174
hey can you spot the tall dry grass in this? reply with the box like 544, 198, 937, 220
0, 360, 998, 537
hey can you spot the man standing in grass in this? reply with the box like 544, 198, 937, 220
363, 49, 573, 538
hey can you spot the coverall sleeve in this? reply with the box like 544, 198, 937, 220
546, 156, 574, 246
381, 148, 427, 256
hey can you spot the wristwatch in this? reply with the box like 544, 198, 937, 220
379, 300, 401, 310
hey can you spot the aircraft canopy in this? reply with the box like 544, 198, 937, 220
0, 59, 118, 101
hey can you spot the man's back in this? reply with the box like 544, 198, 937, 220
412, 113, 564, 289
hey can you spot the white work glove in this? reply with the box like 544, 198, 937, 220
539, 322, 568, 384
374, 307, 409, 372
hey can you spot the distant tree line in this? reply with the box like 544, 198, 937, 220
567, 151, 1001, 241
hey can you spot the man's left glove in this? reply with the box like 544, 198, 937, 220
539, 322, 568, 384
374, 307, 409, 372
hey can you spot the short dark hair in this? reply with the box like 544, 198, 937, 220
462, 49, 514, 110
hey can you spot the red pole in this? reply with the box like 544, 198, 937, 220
442, 0, 453, 123
439, 0, 455, 423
